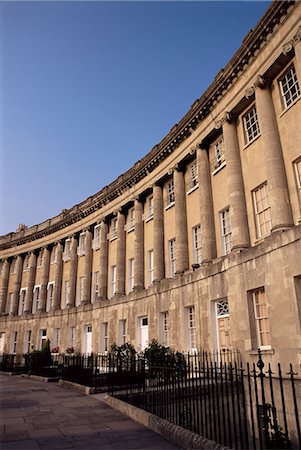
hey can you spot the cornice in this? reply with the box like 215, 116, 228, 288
0, 0, 296, 251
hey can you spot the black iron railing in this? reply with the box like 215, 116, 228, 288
108, 350, 301, 450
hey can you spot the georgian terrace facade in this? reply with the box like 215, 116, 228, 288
0, 1, 300, 367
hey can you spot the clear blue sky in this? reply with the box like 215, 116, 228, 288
0, 1, 271, 236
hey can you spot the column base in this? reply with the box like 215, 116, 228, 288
133, 285, 144, 291
231, 244, 250, 252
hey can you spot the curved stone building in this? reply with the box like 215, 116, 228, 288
0, 0, 300, 367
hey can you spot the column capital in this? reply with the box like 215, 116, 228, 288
283, 26, 301, 55
245, 75, 271, 98
168, 163, 180, 175
215, 111, 236, 129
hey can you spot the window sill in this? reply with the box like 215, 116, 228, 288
186, 184, 199, 195
243, 132, 261, 150
279, 95, 300, 118
126, 226, 135, 234
145, 215, 153, 223
165, 201, 175, 211
249, 348, 275, 355
212, 162, 226, 176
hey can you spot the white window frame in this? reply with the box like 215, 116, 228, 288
50, 246, 57, 264
93, 271, 99, 302
108, 217, 118, 241
78, 276, 84, 304
165, 178, 175, 208
143, 195, 154, 221
69, 326, 76, 349
46, 282, 55, 312
63, 280, 69, 307
37, 250, 44, 268
147, 249, 154, 287
118, 319, 126, 346
53, 328, 60, 352
279, 64, 300, 110
220, 208, 232, 255
78, 232, 86, 256
293, 157, 301, 214
187, 160, 199, 192
23, 255, 30, 271
39, 329, 47, 350
125, 208, 135, 232
18, 288, 27, 316
243, 105, 260, 145
168, 239, 176, 277
63, 239, 71, 261
12, 331, 18, 354
25, 330, 32, 354
192, 225, 201, 264
187, 306, 197, 352
101, 322, 108, 353
111, 265, 116, 297
93, 224, 101, 250
32, 285, 41, 313
252, 288, 271, 350
211, 137, 226, 173
128, 258, 134, 292
253, 183, 272, 239
8, 292, 13, 315
162, 311, 169, 347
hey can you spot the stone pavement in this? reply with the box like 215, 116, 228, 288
0, 373, 182, 450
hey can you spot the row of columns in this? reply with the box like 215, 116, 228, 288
1, 40, 299, 314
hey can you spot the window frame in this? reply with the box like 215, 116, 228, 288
220, 208, 232, 255
243, 105, 260, 145
168, 239, 176, 277
165, 178, 175, 208
252, 182, 272, 239
192, 225, 201, 264
252, 288, 271, 350
279, 63, 300, 110
147, 249, 154, 287
111, 265, 116, 297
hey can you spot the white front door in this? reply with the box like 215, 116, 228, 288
84, 325, 92, 354
140, 317, 148, 350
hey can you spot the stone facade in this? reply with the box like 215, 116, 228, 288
0, 1, 300, 368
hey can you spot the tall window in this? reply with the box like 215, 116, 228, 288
39, 329, 47, 350
93, 271, 99, 302
33, 286, 40, 313
279, 64, 300, 109
188, 160, 198, 190
63, 239, 71, 261
166, 178, 175, 207
168, 239, 176, 277
162, 312, 169, 346
8, 292, 13, 315
37, 250, 44, 268
109, 217, 118, 240
101, 322, 108, 353
54, 328, 60, 352
220, 208, 232, 255
51, 246, 57, 264
69, 326, 76, 349
93, 225, 101, 249
144, 195, 154, 220
18, 288, 26, 315
147, 250, 154, 286
119, 320, 126, 346
11, 259, 16, 274
243, 106, 260, 144
63, 280, 69, 307
293, 158, 301, 210
111, 266, 116, 297
192, 225, 201, 264
78, 276, 84, 304
128, 258, 134, 291
253, 183, 272, 238
23, 255, 30, 271
211, 137, 226, 172
187, 306, 197, 352
12, 331, 18, 354
126, 208, 135, 231
46, 282, 54, 311
25, 330, 32, 353
78, 233, 86, 256
252, 288, 271, 349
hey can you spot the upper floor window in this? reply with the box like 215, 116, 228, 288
111, 265, 116, 297
165, 178, 175, 208
243, 106, 260, 145
33, 285, 40, 313
253, 183, 272, 238
37, 250, 44, 268
143, 195, 154, 221
63, 239, 71, 261
24, 254, 30, 271
63, 280, 69, 308
78, 233, 86, 256
109, 217, 118, 240
11, 259, 16, 275
192, 225, 201, 264
18, 288, 27, 316
187, 160, 198, 191
211, 137, 226, 173
78, 276, 84, 304
125, 208, 135, 232
220, 208, 232, 255
46, 282, 54, 312
279, 64, 300, 109
147, 250, 154, 287
293, 157, 301, 212
93, 225, 101, 250
168, 239, 176, 277
128, 258, 134, 292
93, 271, 99, 302
50, 247, 57, 264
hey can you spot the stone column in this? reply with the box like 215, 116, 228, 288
153, 184, 165, 281
116, 211, 126, 295
38, 247, 51, 312
83, 228, 92, 304
0, 259, 10, 314
134, 198, 144, 290
254, 76, 293, 231
67, 235, 78, 308
11, 255, 23, 315
174, 166, 189, 273
99, 220, 108, 299
197, 147, 216, 262
53, 242, 63, 310
221, 113, 250, 250
24, 252, 37, 313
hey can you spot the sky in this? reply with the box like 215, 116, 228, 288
0, 0, 271, 236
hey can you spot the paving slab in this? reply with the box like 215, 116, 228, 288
0, 374, 182, 450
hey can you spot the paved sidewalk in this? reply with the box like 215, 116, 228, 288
0, 374, 182, 450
